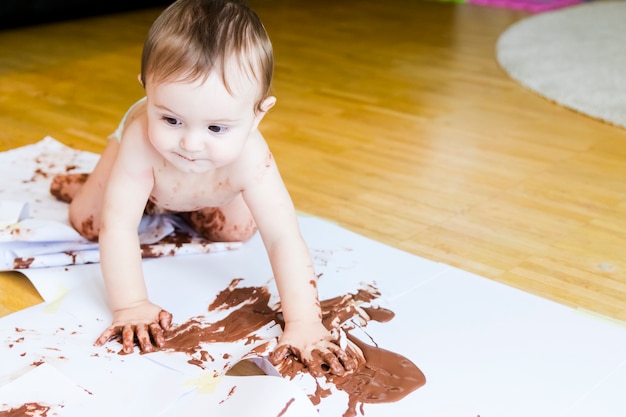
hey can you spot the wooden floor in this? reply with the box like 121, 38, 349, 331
2, 0, 626, 337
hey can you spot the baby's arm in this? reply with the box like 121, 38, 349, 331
241, 148, 357, 376
94, 131, 171, 353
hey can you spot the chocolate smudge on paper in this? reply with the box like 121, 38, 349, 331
22, 168, 50, 184
12, 257, 35, 270
269, 284, 426, 417
276, 397, 295, 417
156, 279, 280, 368
218, 386, 237, 405
0, 402, 51, 417
4, 325, 96, 368
131, 279, 425, 416
139, 231, 232, 259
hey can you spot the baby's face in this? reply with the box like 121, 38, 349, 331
145, 72, 263, 174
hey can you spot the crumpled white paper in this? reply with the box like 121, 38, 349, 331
0, 199, 30, 229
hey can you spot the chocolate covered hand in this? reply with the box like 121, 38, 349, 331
94, 301, 172, 353
270, 321, 359, 377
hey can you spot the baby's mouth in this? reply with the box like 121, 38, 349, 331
176, 153, 197, 162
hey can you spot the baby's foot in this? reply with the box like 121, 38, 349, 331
50, 173, 89, 203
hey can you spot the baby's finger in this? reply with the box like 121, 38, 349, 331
321, 349, 347, 376
136, 323, 153, 352
269, 344, 293, 365
332, 344, 357, 372
150, 322, 165, 348
94, 326, 117, 346
305, 349, 337, 377
122, 324, 135, 353
158, 310, 173, 330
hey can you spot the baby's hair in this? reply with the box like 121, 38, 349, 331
141, 0, 273, 111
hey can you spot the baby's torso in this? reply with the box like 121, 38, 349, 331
148, 167, 240, 212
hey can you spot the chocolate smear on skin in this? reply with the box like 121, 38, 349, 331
131, 279, 426, 415
182, 208, 226, 239
0, 402, 51, 417
49, 173, 89, 203
79, 216, 96, 241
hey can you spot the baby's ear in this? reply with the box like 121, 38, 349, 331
253, 96, 276, 129
259, 96, 276, 113
137, 74, 144, 87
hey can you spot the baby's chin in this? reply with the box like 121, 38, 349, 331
176, 164, 217, 175
166, 154, 220, 173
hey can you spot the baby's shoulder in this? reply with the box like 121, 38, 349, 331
227, 131, 276, 184
121, 100, 148, 135
119, 103, 150, 145
239, 130, 272, 167
116, 111, 158, 165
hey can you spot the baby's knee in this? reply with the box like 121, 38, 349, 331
68, 203, 100, 241
224, 221, 257, 242
184, 209, 256, 242
204, 218, 257, 242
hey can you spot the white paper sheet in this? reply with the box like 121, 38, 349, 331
0, 363, 94, 416
1, 138, 626, 417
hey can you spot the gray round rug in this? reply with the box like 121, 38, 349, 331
496, 1, 626, 129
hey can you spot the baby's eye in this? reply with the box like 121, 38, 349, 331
208, 125, 227, 133
163, 116, 180, 126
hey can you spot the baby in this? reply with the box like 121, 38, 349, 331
51, 0, 355, 376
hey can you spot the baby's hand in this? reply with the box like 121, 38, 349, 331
269, 321, 360, 377
94, 301, 172, 354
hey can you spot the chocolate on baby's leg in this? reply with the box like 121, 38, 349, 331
180, 208, 257, 242
51, 173, 157, 216
179, 209, 227, 241
50, 173, 89, 203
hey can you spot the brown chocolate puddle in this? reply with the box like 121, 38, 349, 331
333, 335, 426, 417
146, 279, 426, 416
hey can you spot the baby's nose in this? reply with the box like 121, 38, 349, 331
180, 132, 205, 152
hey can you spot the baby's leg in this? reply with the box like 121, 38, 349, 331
182, 195, 257, 242
67, 139, 120, 241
